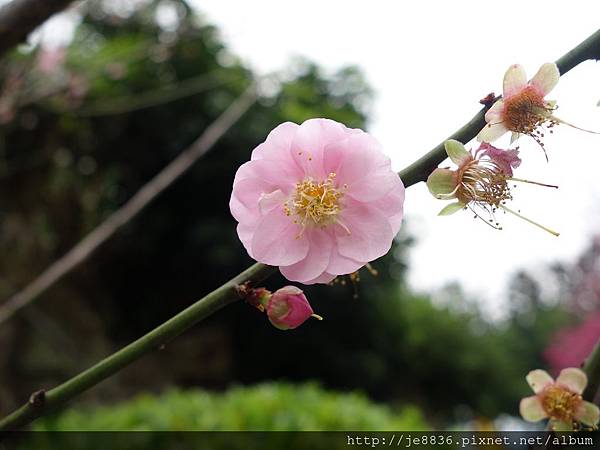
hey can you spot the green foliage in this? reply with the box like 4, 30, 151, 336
35, 383, 426, 431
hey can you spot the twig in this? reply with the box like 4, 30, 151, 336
0, 0, 77, 59
1, 27, 600, 432
0, 84, 257, 325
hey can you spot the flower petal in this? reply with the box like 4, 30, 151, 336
556, 368, 588, 395
476, 122, 509, 142
530, 62, 560, 96
302, 271, 337, 285
251, 122, 299, 161
519, 396, 548, 422
503, 64, 527, 98
335, 200, 394, 262
279, 228, 333, 283
438, 201, 466, 216
251, 208, 309, 266
291, 118, 350, 180
575, 401, 600, 427
526, 369, 554, 394
326, 247, 364, 275
370, 183, 405, 234
550, 420, 573, 431
427, 168, 457, 198
484, 100, 505, 123
444, 139, 471, 166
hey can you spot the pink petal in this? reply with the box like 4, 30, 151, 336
250, 208, 309, 266
526, 369, 554, 394
556, 367, 587, 395
346, 170, 401, 202
519, 396, 548, 422
251, 121, 299, 161
575, 401, 600, 426
326, 247, 364, 275
279, 228, 334, 283
236, 222, 255, 254
290, 118, 350, 180
258, 189, 287, 215
230, 176, 274, 222
476, 122, 509, 143
302, 271, 337, 285
484, 100, 505, 123
335, 200, 394, 262
530, 63, 560, 97
370, 183, 405, 235
503, 64, 527, 98
323, 131, 385, 183
234, 159, 300, 193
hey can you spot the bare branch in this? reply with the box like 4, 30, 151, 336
0, 85, 257, 325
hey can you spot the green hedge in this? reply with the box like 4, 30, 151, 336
10, 383, 437, 450
35, 382, 426, 431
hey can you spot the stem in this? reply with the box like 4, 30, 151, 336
583, 338, 600, 401
0, 262, 277, 432
1, 26, 600, 432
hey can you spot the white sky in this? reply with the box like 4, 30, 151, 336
192, 0, 600, 313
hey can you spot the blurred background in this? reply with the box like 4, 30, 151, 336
0, 0, 599, 434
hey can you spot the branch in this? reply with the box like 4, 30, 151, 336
0, 262, 276, 432
1, 27, 600, 432
0, 85, 257, 325
0, 0, 77, 59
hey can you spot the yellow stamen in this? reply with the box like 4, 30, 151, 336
311, 313, 323, 321
285, 172, 345, 236
541, 385, 582, 423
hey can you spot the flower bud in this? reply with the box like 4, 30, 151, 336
267, 286, 320, 330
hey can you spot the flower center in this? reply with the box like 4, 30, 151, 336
541, 385, 582, 423
502, 86, 557, 142
456, 159, 511, 208
284, 172, 344, 230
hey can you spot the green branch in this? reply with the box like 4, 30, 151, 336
1, 27, 600, 432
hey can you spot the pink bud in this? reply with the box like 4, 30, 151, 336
267, 286, 320, 330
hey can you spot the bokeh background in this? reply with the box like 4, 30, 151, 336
0, 0, 599, 435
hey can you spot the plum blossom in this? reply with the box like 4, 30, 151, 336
427, 139, 558, 235
230, 118, 405, 284
520, 368, 600, 431
245, 285, 322, 331
477, 63, 560, 146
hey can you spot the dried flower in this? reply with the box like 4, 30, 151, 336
427, 139, 558, 235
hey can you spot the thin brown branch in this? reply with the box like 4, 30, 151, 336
0, 84, 257, 325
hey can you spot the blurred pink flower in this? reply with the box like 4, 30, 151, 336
230, 118, 405, 284
520, 368, 599, 430
477, 63, 560, 146
36, 46, 67, 74
267, 286, 320, 330
545, 312, 600, 373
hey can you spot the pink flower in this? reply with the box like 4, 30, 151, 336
230, 118, 405, 284
427, 139, 558, 235
267, 286, 321, 330
545, 312, 600, 374
477, 63, 560, 146
520, 368, 600, 430
36, 46, 67, 74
